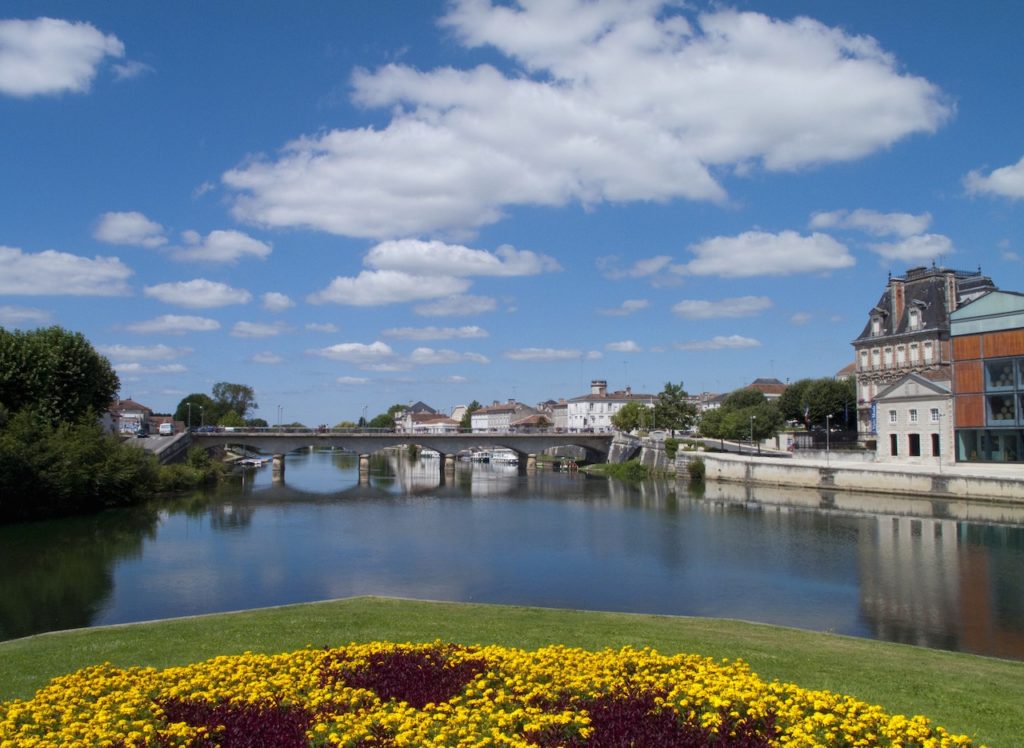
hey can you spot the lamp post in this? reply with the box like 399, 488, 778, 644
937, 410, 943, 474
199, 405, 204, 428
187, 402, 192, 430
749, 415, 756, 457
826, 414, 832, 466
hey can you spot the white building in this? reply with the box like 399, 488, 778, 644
566, 380, 655, 432
471, 401, 537, 432
873, 373, 953, 465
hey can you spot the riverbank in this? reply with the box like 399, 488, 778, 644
683, 449, 1024, 502
2, 597, 1022, 746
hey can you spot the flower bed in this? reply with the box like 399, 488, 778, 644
0, 641, 976, 747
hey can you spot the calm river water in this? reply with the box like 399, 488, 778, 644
3, 449, 1024, 660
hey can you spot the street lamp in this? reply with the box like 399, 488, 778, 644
826, 414, 833, 466
749, 415, 756, 457
199, 405, 204, 428
187, 402, 192, 430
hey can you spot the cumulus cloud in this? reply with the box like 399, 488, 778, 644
0, 17, 124, 97
868, 233, 954, 262
414, 295, 497, 317
94, 211, 167, 248
675, 231, 854, 277
250, 351, 283, 364
790, 312, 812, 325
0, 305, 51, 327
262, 291, 294, 312
124, 315, 220, 335
114, 362, 188, 375
98, 343, 189, 361
598, 299, 649, 316
408, 347, 489, 365
224, 2, 948, 239
597, 255, 675, 280
143, 279, 252, 308
173, 229, 272, 263
308, 270, 470, 306
672, 295, 773, 319
809, 208, 931, 237
337, 376, 370, 385
382, 325, 488, 340
366, 239, 559, 276
606, 340, 641, 353
965, 154, 1024, 200
675, 335, 761, 351
231, 321, 289, 338
0, 246, 132, 295
504, 347, 582, 361
310, 341, 396, 366
306, 322, 339, 333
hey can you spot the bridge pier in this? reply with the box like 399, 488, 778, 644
444, 454, 456, 474
527, 453, 537, 472
359, 453, 370, 484
272, 454, 285, 482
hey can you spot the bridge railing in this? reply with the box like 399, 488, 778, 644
189, 426, 613, 436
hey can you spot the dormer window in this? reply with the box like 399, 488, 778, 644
871, 316, 882, 336
908, 308, 921, 330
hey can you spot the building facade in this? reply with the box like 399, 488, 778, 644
852, 266, 995, 443
566, 380, 655, 432
950, 290, 1024, 463
872, 373, 952, 465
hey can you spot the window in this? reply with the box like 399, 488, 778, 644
883, 347, 893, 367
986, 360, 1015, 390
931, 433, 941, 456
987, 394, 1015, 424
923, 342, 933, 363
896, 346, 906, 365
909, 343, 919, 363
908, 433, 921, 457
908, 308, 921, 330
871, 316, 882, 336
909, 409, 918, 423
930, 408, 940, 423
888, 410, 897, 424
890, 434, 898, 456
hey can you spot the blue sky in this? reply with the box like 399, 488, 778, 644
2, 1, 1022, 426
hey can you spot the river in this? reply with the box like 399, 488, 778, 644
2, 448, 1023, 660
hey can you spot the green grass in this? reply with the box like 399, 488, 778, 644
1, 597, 1021, 746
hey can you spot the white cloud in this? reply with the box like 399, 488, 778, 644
262, 291, 294, 312
414, 295, 497, 317
672, 295, 773, 319
0, 246, 132, 295
965, 154, 1024, 200
585, 350, 603, 360
250, 351, 283, 364
98, 343, 189, 361
306, 322, 339, 333
790, 312, 812, 325
144, 279, 252, 308
0, 17, 124, 97
111, 60, 152, 81
231, 321, 289, 338
504, 347, 582, 361
809, 208, 931, 237
444, 375, 469, 384
125, 315, 220, 335
597, 255, 674, 280
114, 362, 188, 375
382, 325, 488, 340
676, 231, 854, 277
94, 211, 167, 248
869, 233, 954, 262
173, 229, 272, 263
366, 239, 560, 276
308, 270, 470, 306
675, 335, 761, 351
606, 340, 641, 353
310, 341, 396, 366
225, 3, 948, 239
337, 376, 370, 385
409, 347, 490, 365
0, 305, 51, 327
598, 299, 649, 316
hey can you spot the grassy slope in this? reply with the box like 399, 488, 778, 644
1, 597, 1021, 746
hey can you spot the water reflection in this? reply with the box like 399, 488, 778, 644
1, 450, 1023, 661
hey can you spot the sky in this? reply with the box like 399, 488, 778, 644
2, 1, 1023, 426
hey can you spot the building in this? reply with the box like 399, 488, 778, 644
852, 265, 996, 443
471, 400, 538, 432
745, 377, 787, 402
109, 398, 152, 435
872, 373, 952, 465
566, 380, 655, 432
950, 290, 1024, 463
398, 412, 461, 434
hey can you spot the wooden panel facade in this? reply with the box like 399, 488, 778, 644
952, 334, 981, 362
954, 361, 984, 394
955, 394, 985, 428
983, 329, 1024, 358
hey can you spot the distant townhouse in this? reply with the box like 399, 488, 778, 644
745, 377, 787, 402
471, 400, 538, 432
566, 380, 655, 432
852, 265, 996, 443
110, 398, 152, 435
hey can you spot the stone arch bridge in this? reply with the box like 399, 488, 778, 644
187, 429, 618, 480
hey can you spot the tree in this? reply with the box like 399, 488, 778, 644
460, 400, 481, 429
698, 387, 783, 451
173, 394, 216, 428
776, 379, 813, 428
611, 401, 650, 432
217, 410, 245, 428
367, 412, 396, 429
653, 381, 697, 434
211, 382, 258, 420
0, 326, 119, 426
777, 377, 856, 430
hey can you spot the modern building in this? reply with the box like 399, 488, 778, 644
950, 289, 1024, 463
852, 265, 996, 443
872, 373, 952, 465
566, 380, 655, 432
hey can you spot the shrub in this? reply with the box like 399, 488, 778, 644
664, 438, 679, 458
687, 456, 706, 483
602, 459, 650, 482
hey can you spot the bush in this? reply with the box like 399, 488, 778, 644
663, 438, 679, 458
686, 456, 705, 483
602, 460, 650, 482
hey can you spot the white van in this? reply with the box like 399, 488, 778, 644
158, 422, 174, 436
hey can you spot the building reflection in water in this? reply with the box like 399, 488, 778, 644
704, 481, 1024, 660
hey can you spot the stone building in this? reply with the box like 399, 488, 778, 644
566, 380, 655, 432
852, 265, 995, 443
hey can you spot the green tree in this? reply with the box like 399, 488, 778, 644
217, 410, 245, 428
173, 394, 216, 428
653, 381, 697, 434
698, 388, 783, 452
776, 378, 813, 428
368, 411, 397, 429
777, 377, 856, 430
460, 400, 481, 429
0, 326, 119, 426
611, 401, 650, 432
211, 382, 258, 420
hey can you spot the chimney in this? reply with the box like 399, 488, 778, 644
890, 275, 905, 326
590, 379, 607, 396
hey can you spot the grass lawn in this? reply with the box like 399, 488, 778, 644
1, 596, 1021, 746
